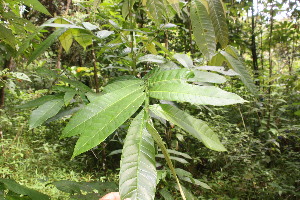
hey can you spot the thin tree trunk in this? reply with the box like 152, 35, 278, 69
91, 45, 100, 93
267, 3, 274, 131
0, 58, 13, 108
250, 0, 259, 86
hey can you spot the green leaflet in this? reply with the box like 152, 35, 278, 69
146, 122, 186, 200
143, 0, 166, 24
59, 29, 73, 53
122, 0, 135, 19
27, 28, 67, 65
0, 24, 16, 48
149, 82, 246, 106
29, 98, 65, 129
17, 95, 62, 109
103, 79, 142, 94
166, 0, 181, 16
173, 53, 194, 68
159, 188, 174, 200
207, 0, 228, 48
190, 0, 216, 60
72, 29, 93, 50
64, 91, 76, 106
120, 111, 157, 200
189, 70, 226, 84
137, 54, 166, 64
61, 83, 146, 157
0, 178, 50, 200
148, 69, 194, 86
60, 77, 92, 93
221, 49, 258, 95
150, 104, 226, 151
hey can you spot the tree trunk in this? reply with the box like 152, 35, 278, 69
0, 58, 13, 109
250, 0, 259, 86
267, 3, 274, 131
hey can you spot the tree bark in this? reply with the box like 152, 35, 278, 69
0, 58, 13, 109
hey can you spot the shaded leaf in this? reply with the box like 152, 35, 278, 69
120, 111, 157, 200
29, 98, 64, 129
156, 154, 189, 164
221, 49, 258, 95
64, 91, 76, 105
137, 54, 166, 64
17, 95, 62, 109
150, 104, 226, 151
27, 28, 67, 65
159, 188, 174, 200
0, 178, 50, 200
146, 122, 186, 200
0, 24, 16, 48
143, 0, 166, 24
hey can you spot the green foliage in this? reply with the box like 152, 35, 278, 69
0, 178, 50, 200
150, 104, 226, 151
2, 0, 299, 199
190, 0, 216, 60
119, 111, 156, 200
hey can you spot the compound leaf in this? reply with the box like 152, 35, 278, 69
120, 111, 157, 200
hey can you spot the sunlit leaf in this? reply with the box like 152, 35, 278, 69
146, 122, 186, 200
190, 0, 216, 60
149, 82, 246, 106
61, 83, 146, 157
148, 68, 194, 86
173, 53, 194, 68
208, 0, 228, 48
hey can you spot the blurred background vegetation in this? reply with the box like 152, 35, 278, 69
0, 0, 299, 199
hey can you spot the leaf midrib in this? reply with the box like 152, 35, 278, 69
63, 85, 143, 136
75, 91, 145, 154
